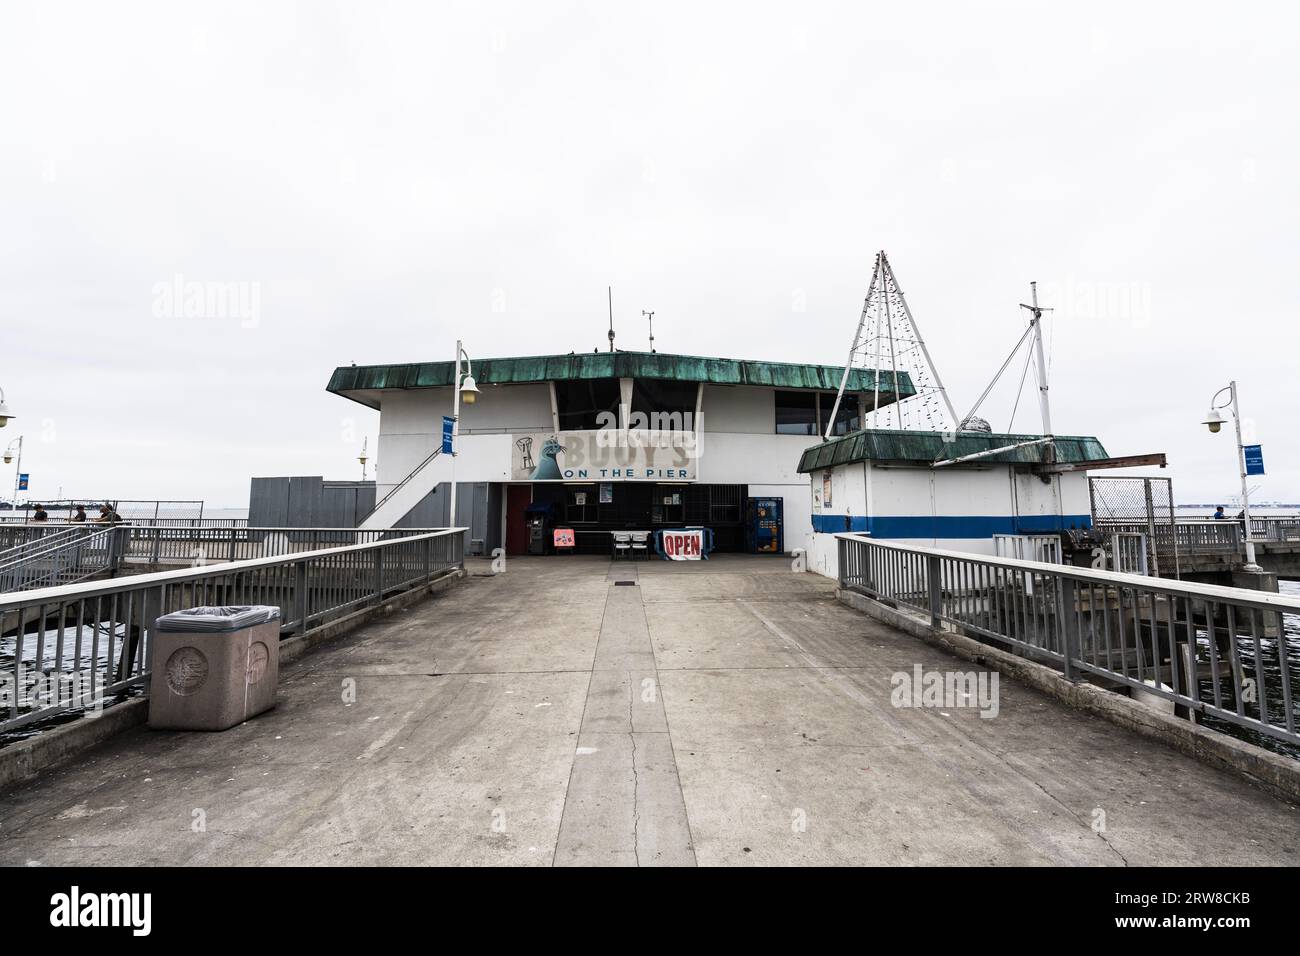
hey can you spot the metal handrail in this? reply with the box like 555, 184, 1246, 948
0, 525, 85, 564
1, 528, 466, 735
835, 532, 1300, 750
361, 447, 443, 522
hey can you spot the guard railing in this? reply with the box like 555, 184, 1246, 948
836, 532, 1300, 750
1, 528, 465, 735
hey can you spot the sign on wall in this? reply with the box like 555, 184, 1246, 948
660, 529, 705, 560
822, 472, 832, 508
511, 431, 697, 482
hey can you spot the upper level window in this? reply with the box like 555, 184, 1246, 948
775, 390, 818, 435
822, 392, 860, 436
630, 378, 697, 430
555, 379, 621, 431
775, 390, 862, 436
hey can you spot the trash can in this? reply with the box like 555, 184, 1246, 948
149, 605, 281, 731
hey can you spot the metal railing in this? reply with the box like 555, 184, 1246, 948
118, 526, 446, 566
992, 534, 1062, 564
0, 525, 448, 581
1251, 517, 1300, 542
361, 447, 442, 523
0, 528, 465, 735
0, 526, 126, 593
1098, 519, 1240, 555
0, 517, 248, 529
1110, 532, 1150, 576
836, 533, 1300, 750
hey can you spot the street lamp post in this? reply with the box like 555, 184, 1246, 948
4, 435, 22, 510
1202, 380, 1262, 573
448, 340, 479, 528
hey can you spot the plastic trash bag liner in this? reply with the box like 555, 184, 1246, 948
155, 605, 281, 633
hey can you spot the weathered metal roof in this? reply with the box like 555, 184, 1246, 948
796, 429, 1110, 472
328, 351, 916, 409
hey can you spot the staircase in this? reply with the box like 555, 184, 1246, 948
357, 447, 453, 530
0, 525, 126, 593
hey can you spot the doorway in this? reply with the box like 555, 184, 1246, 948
505, 485, 532, 555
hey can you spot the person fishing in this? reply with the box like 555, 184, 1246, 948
1212, 505, 1226, 520
95, 503, 122, 523
69, 504, 87, 522
31, 503, 48, 522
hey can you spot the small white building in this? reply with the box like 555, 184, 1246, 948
797, 429, 1109, 578
327, 350, 914, 555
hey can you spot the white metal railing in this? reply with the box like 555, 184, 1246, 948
1110, 532, 1150, 576
836, 533, 1300, 750
992, 534, 1062, 564
0, 529, 465, 735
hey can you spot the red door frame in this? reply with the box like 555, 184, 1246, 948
505, 484, 532, 555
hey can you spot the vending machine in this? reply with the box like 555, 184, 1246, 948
744, 497, 784, 554
524, 502, 555, 555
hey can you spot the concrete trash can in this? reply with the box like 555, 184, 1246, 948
149, 605, 281, 731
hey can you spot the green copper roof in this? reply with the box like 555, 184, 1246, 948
328, 351, 916, 409
797, 429, 1109, 472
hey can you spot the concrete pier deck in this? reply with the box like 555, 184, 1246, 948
1, 555, 1297, 866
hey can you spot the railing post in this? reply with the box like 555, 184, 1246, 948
293, 559, 309, 634
423, 535, 432, 584
927, 554, 942, 630
373, 545, 384, 603
109, 526, 128, 574
227, 529, 237, 563
1059, 577, 1080, 682
150, 528, 161, 565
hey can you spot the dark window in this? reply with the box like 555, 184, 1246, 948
655, 485, 685, 524
775, 390, 818, 435
565, 485, 597, 523
709, 485, 742, 523
630, 378, 697, 430
821, 392, 861, 436
555, 379, 621, 431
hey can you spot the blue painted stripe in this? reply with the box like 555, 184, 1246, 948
811, 514, 1092, 537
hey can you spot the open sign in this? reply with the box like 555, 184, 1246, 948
661, 529, 704, 560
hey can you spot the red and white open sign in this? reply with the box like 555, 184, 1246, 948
661, 529, 704, 560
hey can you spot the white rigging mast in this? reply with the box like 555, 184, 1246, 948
825, 251, 957, 438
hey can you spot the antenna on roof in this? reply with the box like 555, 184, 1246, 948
642, 310, 655, 352
607, 286, 616, 353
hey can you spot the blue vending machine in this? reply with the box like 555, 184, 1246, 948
745, 497, 784, 554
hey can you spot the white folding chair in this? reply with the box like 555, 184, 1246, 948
612, 532, 632, 559
629, 531, 649, 560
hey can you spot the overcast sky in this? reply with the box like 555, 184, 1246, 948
2, 1, 1296, 509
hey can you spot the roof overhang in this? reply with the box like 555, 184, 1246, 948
797, 429, 1111, 473
327, 350, 917, 411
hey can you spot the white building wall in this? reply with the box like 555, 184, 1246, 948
701, 385, 774, 433
806, 460, 1094, 579
376, 384, 816, 502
